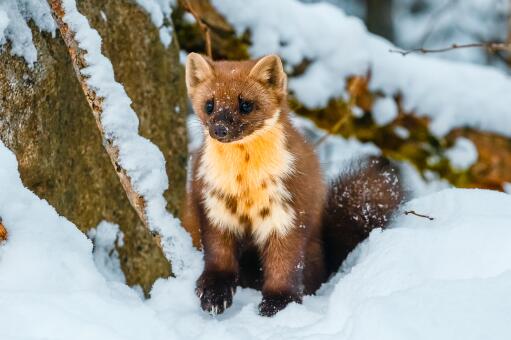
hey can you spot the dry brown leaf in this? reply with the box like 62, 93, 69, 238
0, 219, 7, 241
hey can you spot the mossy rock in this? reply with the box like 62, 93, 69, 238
0, 0, 188, 294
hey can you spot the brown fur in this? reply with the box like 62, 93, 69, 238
322, 156, 404, 275
184, 53, 403, 317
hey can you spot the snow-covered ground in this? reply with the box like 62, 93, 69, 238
2, 135, 511, 339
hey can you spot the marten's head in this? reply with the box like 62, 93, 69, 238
185, 53, 287, 143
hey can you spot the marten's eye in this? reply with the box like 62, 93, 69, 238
204, 99, 214, 115
239, 97, 254, 115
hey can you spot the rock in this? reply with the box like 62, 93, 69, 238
0, 0, 188, 294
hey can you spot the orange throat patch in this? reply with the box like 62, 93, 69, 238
198, 121, 296, 245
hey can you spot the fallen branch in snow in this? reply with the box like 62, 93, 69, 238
0, 217, 7, 241
48, 0, 162, 253
389, 42, 511, 57
180, 0, 213, 59
404, 210, 434, 221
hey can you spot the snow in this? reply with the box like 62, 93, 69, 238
134, 0, 176, 47
88, 221, 126, 284
372, 96, 398, 126
2, 139, 511, 339
59, 0, 199, 275
393, 126, 410, 139
445, 137, 479, 171
0, 0, 56, 66
0, 0, 174, 66
212, 0, 511, 138
394, 0, 509, 68
0, 141, 173, 340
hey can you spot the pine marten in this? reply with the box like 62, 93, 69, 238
183, 53, 404, 317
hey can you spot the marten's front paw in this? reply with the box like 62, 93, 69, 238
196, 271, 237, 315
258, 293, 302, 317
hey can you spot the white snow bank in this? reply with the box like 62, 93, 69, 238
212, 0, 511, 138
59, 0, 199, 275
2, 139, 511, 339
0, 0, 56, 65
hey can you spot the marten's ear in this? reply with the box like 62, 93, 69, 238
186, 53, 214, 92
249, 54, 287, 91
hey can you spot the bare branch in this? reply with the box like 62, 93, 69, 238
48, 0, 164, 254
180, 0, 213, 59
313, 112, 350, 148
404, 210, 434, 221
389, 42, 511, 57
313, 76, 367, 149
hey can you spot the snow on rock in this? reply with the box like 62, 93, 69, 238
60, 0, 199, 275
88, 221, 126, 284
212, 0, 511, 138
0, 0, 56, 66
445, 137, 479, 171
134, 0, 176, 47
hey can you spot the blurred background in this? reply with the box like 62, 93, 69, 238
302, 0, 511, 69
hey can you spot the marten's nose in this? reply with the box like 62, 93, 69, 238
213, 124, 228, 139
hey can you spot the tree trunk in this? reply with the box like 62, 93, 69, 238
0, 0, 188, 294
365, 0, 394, 41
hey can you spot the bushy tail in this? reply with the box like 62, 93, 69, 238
322, 156, 404, 276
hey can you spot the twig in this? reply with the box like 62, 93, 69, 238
404, 210, 434, 221
180, 0, 213, 59
48, 0, 164, 254
314, 76, 367, 148
389, 42, 511, 57
313, 112, 350, 148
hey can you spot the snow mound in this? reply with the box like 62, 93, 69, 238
1, 139, 511, 339
212, 0, 511, 138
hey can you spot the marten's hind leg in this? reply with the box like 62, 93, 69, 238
238, 245, 264, 290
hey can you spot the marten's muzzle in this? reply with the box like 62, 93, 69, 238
208, 110, 245, 143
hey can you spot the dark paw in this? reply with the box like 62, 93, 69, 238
258, 293, 302, 317
196, 271, 237, 315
